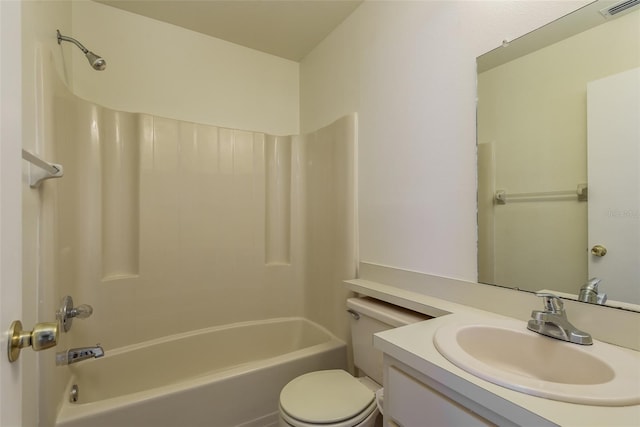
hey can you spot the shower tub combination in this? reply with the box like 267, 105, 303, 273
55, 318, 346, 427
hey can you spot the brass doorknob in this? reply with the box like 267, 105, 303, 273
591, 245, 607, 257
7, 320, 59, 363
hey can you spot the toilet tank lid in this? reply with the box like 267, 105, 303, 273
347, 297, 430, 327
280, 370, 374, 424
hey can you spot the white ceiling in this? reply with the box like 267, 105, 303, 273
94, 0, 363, 61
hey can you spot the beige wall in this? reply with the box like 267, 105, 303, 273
1, 3, 25, 426
478, 10, 640, 293
300, 0, 591, 281
69, 0, 300, 136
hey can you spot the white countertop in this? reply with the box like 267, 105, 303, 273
347, 279, 640, 427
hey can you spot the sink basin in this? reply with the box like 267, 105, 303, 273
433, 318, 640, 406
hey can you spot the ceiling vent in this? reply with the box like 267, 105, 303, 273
599, 0, 640, 18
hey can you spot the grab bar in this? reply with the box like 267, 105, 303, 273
21, 149, 64, 187
495, 184, 587, 204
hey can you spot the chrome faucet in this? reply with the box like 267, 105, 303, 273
527, 293, 592, 345
56, 344, 104, 366
578, 277, 607, 305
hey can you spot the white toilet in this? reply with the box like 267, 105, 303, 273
278, 297, 428, 427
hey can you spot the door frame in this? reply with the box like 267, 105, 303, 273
1, 1, 24, 426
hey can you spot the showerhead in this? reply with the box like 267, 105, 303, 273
85, 51, 107, 71
57, 30, 107, 71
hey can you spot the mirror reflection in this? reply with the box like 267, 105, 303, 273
477, 0, 640, 310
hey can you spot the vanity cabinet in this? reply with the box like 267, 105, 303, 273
385, 362, 494, 427
382, 356, 545, 427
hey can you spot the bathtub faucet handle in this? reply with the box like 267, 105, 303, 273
72, 304, 93, 319
57, 295, 94, 332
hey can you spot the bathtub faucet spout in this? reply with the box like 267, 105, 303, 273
56, 345, 104, 366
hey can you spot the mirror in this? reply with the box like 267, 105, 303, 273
477, 0, 640, 311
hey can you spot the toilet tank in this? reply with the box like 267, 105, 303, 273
347, 297, 430, 385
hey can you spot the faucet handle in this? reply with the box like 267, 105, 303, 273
584, 277, 602, 289
534, 292, 564, 313
71, 304, 93, 319
57, 296, 94, 332
597, 293, 608, 305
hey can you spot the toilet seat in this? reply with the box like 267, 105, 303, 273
279, 370, 378, 427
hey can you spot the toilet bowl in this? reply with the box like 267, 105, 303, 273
278, 298, 429, 427
279, 370, 380, 427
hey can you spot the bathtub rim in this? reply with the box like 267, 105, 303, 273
90, 316, 340, 359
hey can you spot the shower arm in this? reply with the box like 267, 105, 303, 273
57, 30, 89, 54
56, 29, 106, 71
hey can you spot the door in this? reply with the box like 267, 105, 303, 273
1, 1, 24, 426
587, 67, 640, 305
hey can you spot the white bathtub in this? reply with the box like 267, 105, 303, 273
55, 317, 347, 427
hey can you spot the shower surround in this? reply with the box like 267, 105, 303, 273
50, 83, 357, 422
